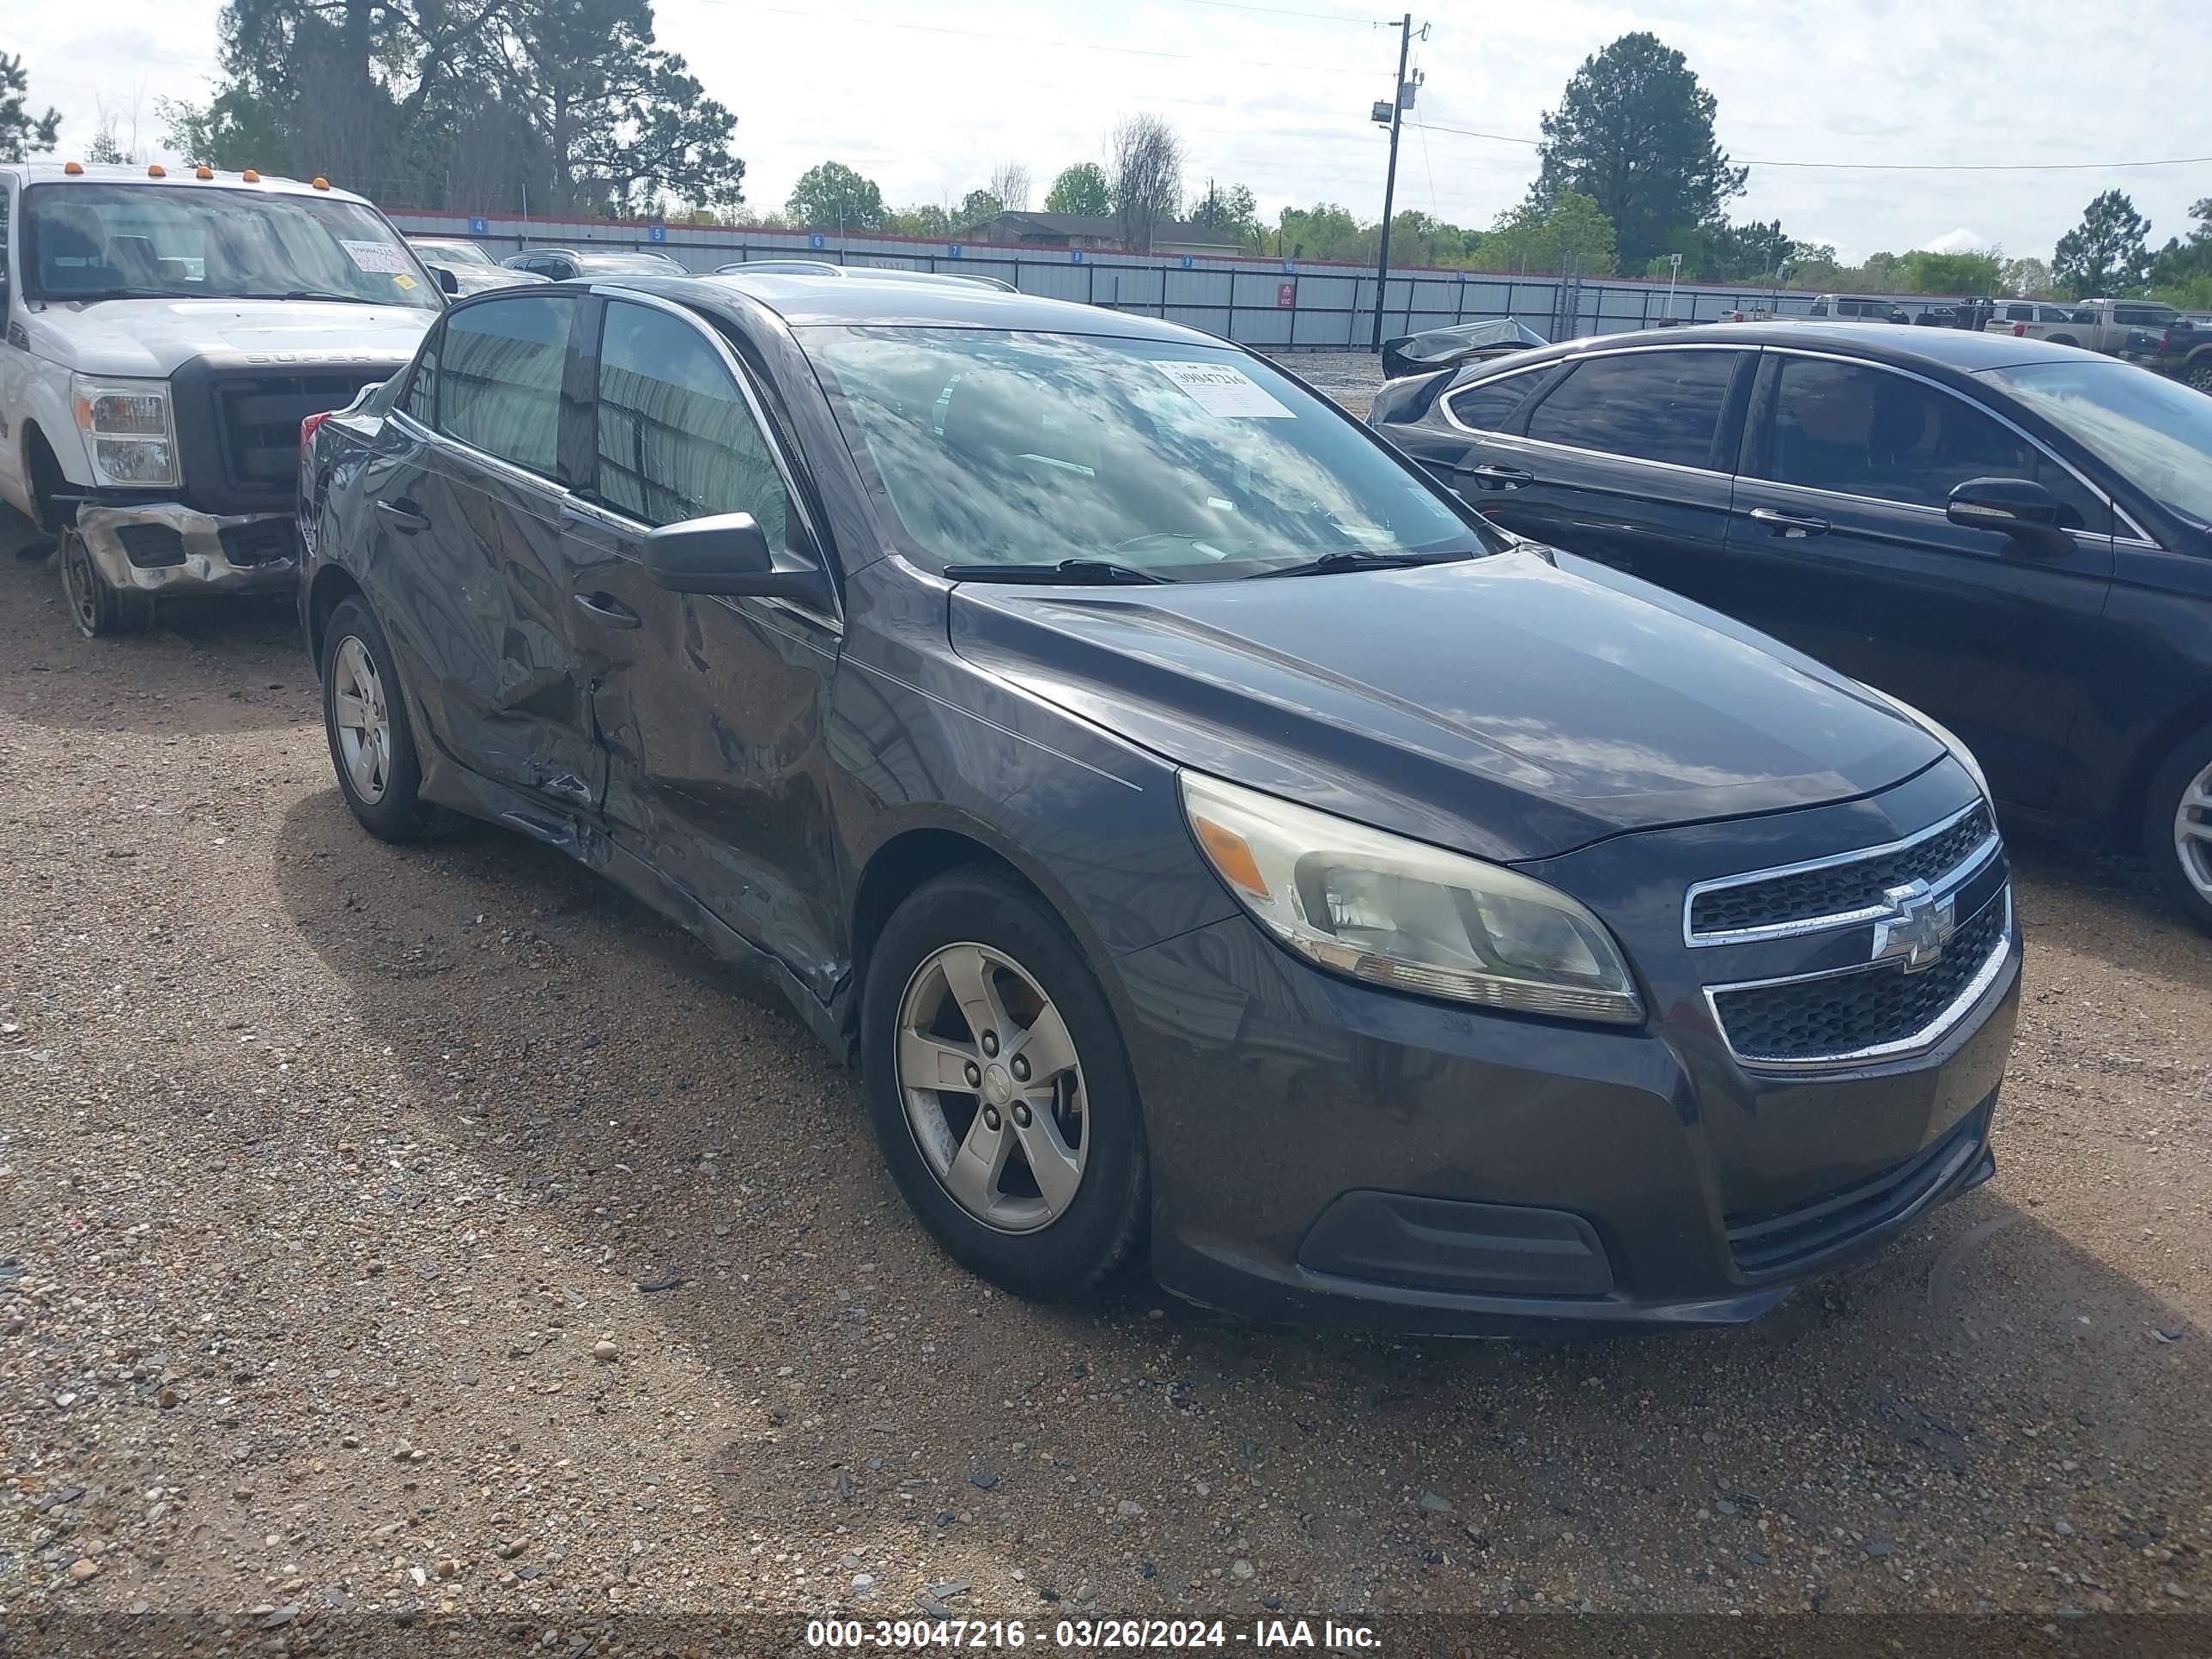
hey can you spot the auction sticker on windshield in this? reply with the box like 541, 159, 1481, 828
342, 240, 415, 274
1152, 360, 1294, 418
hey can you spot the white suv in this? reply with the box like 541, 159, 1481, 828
0, 162, 439, 635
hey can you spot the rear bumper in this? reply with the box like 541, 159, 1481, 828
77, 502, 298, 598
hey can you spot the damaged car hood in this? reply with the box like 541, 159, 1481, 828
948, 548, 1945, 862
21, 297, 434, 378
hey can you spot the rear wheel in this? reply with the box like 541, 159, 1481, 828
2145, 724, 2212, 935
861, 868, 1147, 1301
319, 596, 465, 843
57, 526, 153, 638
2187, 355, 2212, 395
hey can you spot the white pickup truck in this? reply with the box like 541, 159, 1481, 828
1984, 295, 2181, 355
0, 162, 440, 635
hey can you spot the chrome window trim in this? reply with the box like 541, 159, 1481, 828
1704, 889, 2014, 1073
1683, 798, 1997, 947
1760, 345, 2148, 542
587, 283, 843, 629
1437, 365, 1555, 437
392, 406, 566, 500
1440, 343, 1752, 476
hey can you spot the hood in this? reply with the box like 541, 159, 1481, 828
24, 297, 434, 378
949, 548, 1945, 863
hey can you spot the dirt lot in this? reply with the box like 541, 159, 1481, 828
2, 465, 2209, 1628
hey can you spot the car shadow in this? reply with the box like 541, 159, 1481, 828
2008, 837, 2212, 992
266, 784, 2207, 1613
0, 526, 311, 737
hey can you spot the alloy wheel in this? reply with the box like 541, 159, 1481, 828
894, 942, 1089, 1234
2176, 759, 2212, 904
331, 635, 394, 805
2191, 361, 2212, 395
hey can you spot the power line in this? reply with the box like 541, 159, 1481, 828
743, 5, 1372, 76
1162, 0, 1387, 22
1408, 119, 2212, 173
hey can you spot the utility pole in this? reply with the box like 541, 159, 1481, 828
1370, 15, 1421, 351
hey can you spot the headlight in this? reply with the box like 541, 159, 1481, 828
72, 376, 179, 489
1860, 684, 1990, 805
1180, 771, 1644, 1026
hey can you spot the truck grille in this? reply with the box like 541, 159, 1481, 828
1687, 803, 1995, 942
212, 373, 385, 499
1710, 888, 2010, 1068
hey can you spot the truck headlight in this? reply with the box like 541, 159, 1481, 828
1180, 771, 1644, 1026
72, 376, 179, 489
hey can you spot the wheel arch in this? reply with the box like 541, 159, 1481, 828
2107, 692, 2212, 848
305, 564, 368, 673
21, 421, 70, 533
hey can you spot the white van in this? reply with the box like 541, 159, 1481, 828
0, 162, 439, 635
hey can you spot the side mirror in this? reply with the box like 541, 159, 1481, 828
1947, 477, 2073, 556
434, 265, 459, 295
642, 512, 829, 603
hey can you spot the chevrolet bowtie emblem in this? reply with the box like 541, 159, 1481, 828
1871, 878, 1956, 972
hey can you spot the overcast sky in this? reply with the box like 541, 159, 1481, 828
9, 0, 2207, 262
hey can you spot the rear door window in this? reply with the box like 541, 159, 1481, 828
593, 299, 791, 544
1756, 356, 2105, 529
1524, 349, 1741, 470
435, 293, 576, 478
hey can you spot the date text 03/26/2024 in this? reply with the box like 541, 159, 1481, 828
804, 1620, 1383, 1650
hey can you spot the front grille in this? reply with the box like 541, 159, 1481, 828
1711, 889, 2008, 1066
1725, 1106, 1987, 1278
218, 520, 298, 568
1689, 804, 1994, 939
212, 374, 383, 498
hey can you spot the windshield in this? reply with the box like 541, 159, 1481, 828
1984, 360, 2212, 528
581, 253, 684, 274
809, 327, 1493, 580
22, 184, 440, 309
413, 240, 494, 267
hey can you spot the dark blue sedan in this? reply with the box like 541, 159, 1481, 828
298, 278, 2018, 1334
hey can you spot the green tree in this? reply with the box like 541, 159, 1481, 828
1385, 209, 1475, 268
1477, 190, 1618, 276
2052, 190, 2152, 298
1898, 247, 2003, 295
884, 202, 952, 239
2148, 197, 2212, 298
1188, 180, 1263, 247
1276, 202, 1364, 262
1044, 161, 1110, 216
1998, 254, 2053, 298
787, 161, 886, 231
1, 52, 64, 162
956, 188, 1004, 228
1534, 33, 1746, 269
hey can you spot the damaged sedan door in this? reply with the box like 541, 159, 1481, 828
371, 290, 605, 816
558, 294, 847, 1003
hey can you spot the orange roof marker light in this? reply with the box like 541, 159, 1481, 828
195, 165, 214, 179
312, 177, 331, 191
147, 163, 167, 178
241, 169, 261, 182
63, 161, 83, 175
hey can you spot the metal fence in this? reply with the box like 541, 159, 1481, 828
391, 210, 1963, 349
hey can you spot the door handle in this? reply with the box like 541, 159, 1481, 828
573, 591, 641, 629
374, 498, 429, 534
1748, 507, 1830, 538
1462, 464, 1535, 490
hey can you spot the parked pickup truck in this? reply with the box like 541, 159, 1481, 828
0, 162, 440, 636
1986, 295, 2181, 355
2127, 319, 2212, 393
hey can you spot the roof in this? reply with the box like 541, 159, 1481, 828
958, 210, 1243, 250
0, 161, 373, 204
1541, 319, 2089, 373
601, 270, 1226, 344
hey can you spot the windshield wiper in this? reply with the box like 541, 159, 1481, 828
940, 559, 1169, 586
1248, 549, 1476, 580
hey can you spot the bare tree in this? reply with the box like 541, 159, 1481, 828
1106, 113, 1181, 253
987, 161, 1031, 213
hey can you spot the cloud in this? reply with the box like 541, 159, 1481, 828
1923, 227, 1991, 253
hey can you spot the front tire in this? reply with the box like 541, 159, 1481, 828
861, 868, 1147, 1302
319, 596, 464, 843
58, 526, 153, 638
2187, 356, 2212, 395
2145, 724, 2212, 935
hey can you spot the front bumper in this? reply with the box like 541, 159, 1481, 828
1116, 762, 2021, 1337
77, 502, 299, 599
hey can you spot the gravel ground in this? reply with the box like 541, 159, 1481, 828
2, 434, 2208, 1627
